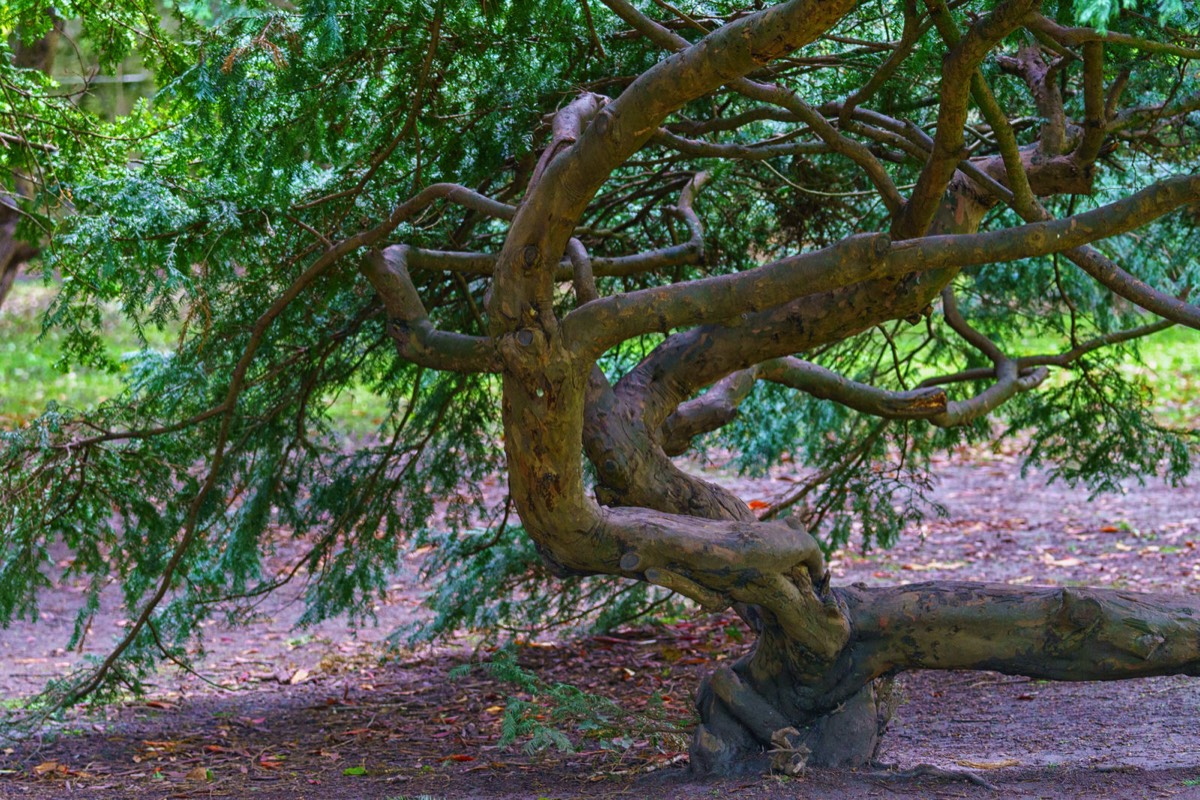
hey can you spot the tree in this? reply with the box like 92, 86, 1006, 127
1, 19, 59, 308
2, 0, 1199, 775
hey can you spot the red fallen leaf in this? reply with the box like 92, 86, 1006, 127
747, 500, 770, 510
441, 754, 475, 762
1099, 525, 1121, 533
145, 701, 174, 710
258, 760, 285, 770
677, 657, 707, 666
342, 728, 373, 736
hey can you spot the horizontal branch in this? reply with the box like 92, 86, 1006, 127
652, 129, 829, 161
839, 582, 1200, 689
759, 357, 948, 419
1027, 13, 1200, 60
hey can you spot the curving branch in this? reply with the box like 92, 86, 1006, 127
917, 317, 1176, 389
895, 0, 1039, 239
387, 182, 516, 223
659, 369, 759, 456
566, 237, 599, 305
838, 0, 924, 121
361, 246, 500, 373
1027, 13, 1200, 60
1060, 245, 1200, 329
759, 357, 948, 420
997, 41, 1070, 156
588, 170, 710, 277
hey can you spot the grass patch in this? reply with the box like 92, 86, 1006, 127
0, 280, 391, 433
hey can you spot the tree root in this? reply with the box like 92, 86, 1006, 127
867, 760, 999, 791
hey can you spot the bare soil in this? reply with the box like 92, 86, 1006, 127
2, 452, 1199, 800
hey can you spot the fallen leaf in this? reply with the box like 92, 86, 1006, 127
1040, 554, 1082, 568
747, 500, 770, 510
342, 765, 367, 776
184, 766, 212, 782
441, 754, 475, 762
33, 761, 62, 775
289, 668, 311, 685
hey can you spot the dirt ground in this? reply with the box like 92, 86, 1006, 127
2, 452, 1199, 800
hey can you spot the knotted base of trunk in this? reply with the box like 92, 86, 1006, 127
691, 677, 889, 775
688, 582, 1200, 776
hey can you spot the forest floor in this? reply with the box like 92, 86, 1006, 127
2, 448, 1200, 800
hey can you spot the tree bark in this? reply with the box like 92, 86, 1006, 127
0, 200, 36, 309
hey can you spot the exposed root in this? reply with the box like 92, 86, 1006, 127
867, 760, 1000, 791
768, 726, 810, 776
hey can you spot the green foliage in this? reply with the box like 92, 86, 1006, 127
463, 648, 690, 756
399, 519, 687, 645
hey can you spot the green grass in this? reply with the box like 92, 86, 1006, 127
1122, 325, 1200, 426
0, 281, 391, 432
0, 282, 167, 425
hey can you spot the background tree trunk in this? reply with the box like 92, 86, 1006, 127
1, 21, 58, 309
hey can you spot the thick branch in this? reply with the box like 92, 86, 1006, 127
566, 174, 1200, 355
490, 0, 856, 330
759, 357, 949, 420
896, 0, 1038, 238
839, 583, 1200, 691
660, 369, 759, 456
362, 246, 499, 373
